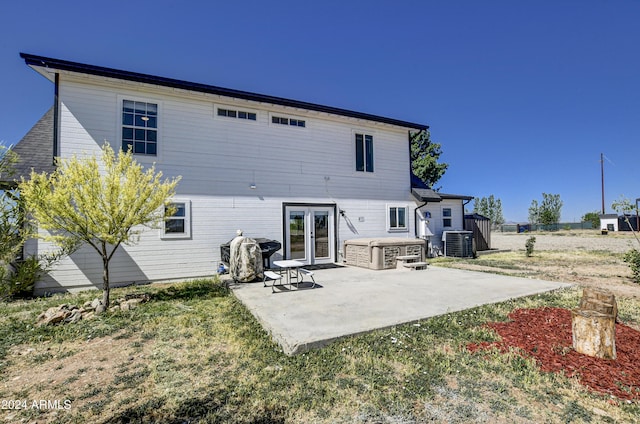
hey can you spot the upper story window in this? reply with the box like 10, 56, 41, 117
217, 107, 256, 121
122, 100, 157, 155
443, 207, 452, 228
272, 116, 306, 127
355, 133, 374, 172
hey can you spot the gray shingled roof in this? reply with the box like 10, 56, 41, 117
412, 188, 474, 202
4, 107, 55, 185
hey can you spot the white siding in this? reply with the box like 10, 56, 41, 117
34, 74, 421, 294
417, 199, 466, 251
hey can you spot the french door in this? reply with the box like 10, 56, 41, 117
284, 205, 335, 265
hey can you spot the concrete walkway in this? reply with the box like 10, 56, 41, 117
229, 265, 571, 355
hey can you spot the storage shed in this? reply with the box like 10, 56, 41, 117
599, 214, 618, 232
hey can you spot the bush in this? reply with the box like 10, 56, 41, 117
525, 236, 536, 257
623, 249, 640, 284
0, 257, 43, 300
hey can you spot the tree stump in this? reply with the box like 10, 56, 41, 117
579, 287, 617, 321
572, 288, 617, 360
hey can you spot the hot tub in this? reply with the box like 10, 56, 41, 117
343, 238, 426, 270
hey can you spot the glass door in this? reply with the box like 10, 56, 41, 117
313, 210, 330, 261
288, 210, 307, 261
285, 206, 334, 265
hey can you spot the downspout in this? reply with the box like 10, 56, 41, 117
414, 201, 428, 238
52, 72, 60, 164
462, 198, 473, 229
409, 129, 427, 239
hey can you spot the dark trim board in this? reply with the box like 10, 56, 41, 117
281, 202, 338, 263
20, 53, 429, 132
53, 73, 59, 162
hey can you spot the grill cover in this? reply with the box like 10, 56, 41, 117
229, 236, 264, 282
221, 238, 281, 267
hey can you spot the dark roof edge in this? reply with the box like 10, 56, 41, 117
21, 53, 429, 131
412, 188, 474, 202
439, 193, 475, 201
411, 188, 442, 202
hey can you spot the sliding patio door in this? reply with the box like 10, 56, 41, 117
284, 205, 335, 265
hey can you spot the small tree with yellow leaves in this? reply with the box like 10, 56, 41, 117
20, 143, 180, 307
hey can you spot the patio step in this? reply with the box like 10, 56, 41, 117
402, 261, 428, 271
396, 254, 422, 270
395, 255, 420, 261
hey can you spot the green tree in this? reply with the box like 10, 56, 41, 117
0, 144, 18, 184
581, 211, 601, 229
612, 196, 640, 283
0, 146, 27, 295
20, 143, 180, 307
539, 193, 563, 226
528, 200, 539, 225
473, 195, 505, 229
410, 129, 448, 189
529, 193, 562, 228
0, 145, 70, 299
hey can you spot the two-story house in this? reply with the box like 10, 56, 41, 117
14, 53, 472, 294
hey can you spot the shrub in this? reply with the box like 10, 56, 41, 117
582, 211, 601, 229
525, 236, 536, 257
0, 257, 43, 300
623, 249, 640, 284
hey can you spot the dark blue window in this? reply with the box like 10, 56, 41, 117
219, 108, 256, 121
355, 134, 364, 172
355, 133, 374, 172
122, 100, 158, 155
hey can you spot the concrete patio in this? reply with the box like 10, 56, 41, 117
229, 265, 572, 355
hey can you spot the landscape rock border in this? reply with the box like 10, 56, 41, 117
36, 293, 150, 326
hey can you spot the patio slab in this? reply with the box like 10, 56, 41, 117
229, 265, 572, 355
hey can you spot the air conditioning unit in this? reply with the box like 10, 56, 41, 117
443, 231, 474, 258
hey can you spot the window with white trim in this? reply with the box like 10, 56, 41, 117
388, 205, 408, 231
162, 200, 191, 239
122, 100, 157, 155
217, 107, 256, 121
443, 207, 452, 228
272, 115, 306, 127
355, 133, 374, 172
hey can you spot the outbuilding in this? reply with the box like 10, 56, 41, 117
599, 214, 618, 232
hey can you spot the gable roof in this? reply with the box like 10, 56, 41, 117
2, 107, 56, 185
21, 53, 429, 131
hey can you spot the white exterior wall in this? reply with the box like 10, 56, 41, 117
416, 199, 466, 254
35, 74, 420, 293
600, 217, 618, 232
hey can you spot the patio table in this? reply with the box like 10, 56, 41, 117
272, 259, 304, 289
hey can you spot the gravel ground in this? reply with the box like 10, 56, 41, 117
490, 232, 638, 254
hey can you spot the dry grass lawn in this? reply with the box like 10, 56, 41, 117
1, 231, 639, 423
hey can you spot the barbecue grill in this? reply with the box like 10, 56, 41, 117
220, 238, 281, 269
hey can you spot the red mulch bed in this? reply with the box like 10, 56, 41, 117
467, 307, 640, 401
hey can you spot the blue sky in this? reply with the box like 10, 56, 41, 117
1, 0, 638, 222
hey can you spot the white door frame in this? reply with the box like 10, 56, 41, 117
283, 203, 336, 265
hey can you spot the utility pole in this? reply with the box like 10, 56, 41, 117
601, 153, 605, 215
636, 198, 640, 231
